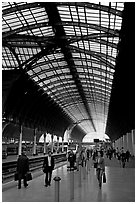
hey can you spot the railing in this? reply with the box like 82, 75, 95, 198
2, 153, 67, 181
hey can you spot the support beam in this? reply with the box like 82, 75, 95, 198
131, 129, 135, 156
62, 137, 64, 152
127, 132, 133, 155
44, 2, 96, 131
33, 129, 37, 156
57, 136, 59, 153
123, 134, 127, 151
44, 133, 46, 155
51, 135, 54, 153
18, 125, 23, 156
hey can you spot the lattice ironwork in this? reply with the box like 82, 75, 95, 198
2, 2, 124, 136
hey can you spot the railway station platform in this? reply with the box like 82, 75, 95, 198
2, 156, 135, 202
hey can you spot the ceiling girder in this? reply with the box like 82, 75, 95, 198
69, 35, 117, 49
56, 2, 123, 17
3, 22, 50, 38
42, 2, 96, 132
3, 42, 22, 69
3, 2, 122, 17
69, 45, 115, 69
3, 2, 39, 15
3, 32, 118, 49
56, 21, 120, 36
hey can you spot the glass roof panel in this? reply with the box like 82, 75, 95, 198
2, 2, 124, 134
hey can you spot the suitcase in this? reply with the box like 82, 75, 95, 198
25, 172, 32, 181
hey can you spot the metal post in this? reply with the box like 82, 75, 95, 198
123, 134, 127, 150
131, 129, 135, 156
54, 176, 61, 202
18, 125, 22, 156
44, 133, 46, 155
51, 135, 54, 153
57, 137, 59, 153
70, 169, 74, 201
127, 133, 133, 155
62, 138, 64, 152
33, 129, 37, 155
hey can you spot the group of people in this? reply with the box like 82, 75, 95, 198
67, 148, 106, 189
105, 146, 131, 168
16, 145, 132, 190
16, 149, 55, 189
67, 148, 93, 171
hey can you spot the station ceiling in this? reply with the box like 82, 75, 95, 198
2, 2, 135, 142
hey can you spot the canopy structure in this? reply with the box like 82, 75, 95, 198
2, 2, 135, 142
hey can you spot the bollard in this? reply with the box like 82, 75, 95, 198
53, 176, 61, 202
70, 169, 74, 201
78, 164, 82, 187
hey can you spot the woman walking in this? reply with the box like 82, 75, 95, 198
96, 151, 105, 189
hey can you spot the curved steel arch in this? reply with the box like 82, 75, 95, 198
65, 118, 96, 141
56, 2, 123, 17
2, 2, 125, 139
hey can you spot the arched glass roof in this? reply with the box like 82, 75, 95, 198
2, 2, 124, 136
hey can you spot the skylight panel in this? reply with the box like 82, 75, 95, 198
92, 62, 100, 68
3, 13, 25, 30
31, 7, 48, 23
23, 26, 54, 37
75, 27, 81, 35
39, 73, 46, 79
59, 14, 72, 22
33, 76, 39, 82
33, 67, 42, 73
58, 61, 67, 66
74, 61, 83, 66
101, 11, 109, 18
79, 15, 85, 23
72, 53, 81, 58
62, 68, 70, 74
107, 68, 115, 73
58, 6, 71, 23
52, 62, 59, 67
101, 72, 106, 77
27, 70, 34, 76
2, 47, 18, 68
64, 26, 75, 35
93, 70, 100, 75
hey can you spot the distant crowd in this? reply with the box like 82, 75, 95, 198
67, 146, 132, 170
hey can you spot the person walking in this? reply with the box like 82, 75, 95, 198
43, 150, 55, 187
120, 147, 126, 168
96, 151, 105, 189
68, 150, 76, 170
81, 149, 87, 167
125, 150, 130, 162
16, 150, 29, 189
75, 150, 80, 171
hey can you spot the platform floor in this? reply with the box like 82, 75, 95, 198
2, 157, 135, 202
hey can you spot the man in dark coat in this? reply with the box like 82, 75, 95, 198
43, 150, 55, 187
68, 150, 76, 170
17, 151, 29, 189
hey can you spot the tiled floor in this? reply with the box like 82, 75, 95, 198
2, 157, 135, 202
